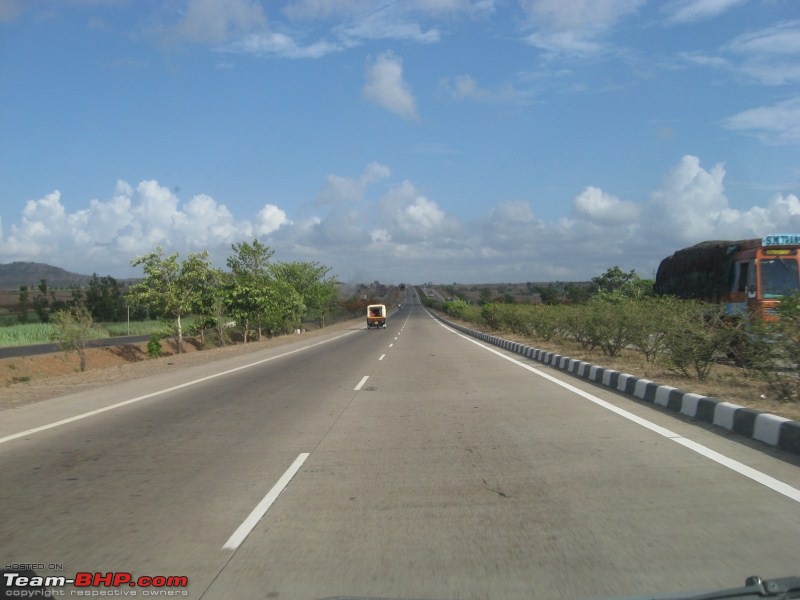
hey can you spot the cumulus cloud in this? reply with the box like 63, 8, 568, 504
363, 51, 419, 120
571, 186, 640, 225
317, 162, 391, 205
3, 156, 798, 283
0, 180, 289, 274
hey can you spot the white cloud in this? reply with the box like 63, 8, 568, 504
3, 156, 798, 283
317, 162, 391, 205
220, 31, 342, 58
256, 204, 290, 235
663, 0, 747, 24
571, 186, 640, 225
519, 0, 643, 58
177, 0, 267, 44
437, 74, 535, 105
682, 21, 800, 85
362, 51, 419, 120
376, 180, 460, 242
723, 97, 800, 144
519, 0, 643, 30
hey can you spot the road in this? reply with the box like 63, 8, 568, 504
1, 288, 798, 600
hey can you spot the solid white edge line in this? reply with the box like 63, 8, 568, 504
354, 376, 369, 391
0, 329, 360, 446
223, 452, 310, 551
433, 316, 800, 504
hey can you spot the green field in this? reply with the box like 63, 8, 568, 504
0, 320, 170, 347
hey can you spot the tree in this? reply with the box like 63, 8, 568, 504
592, 266, 653, 299
269, 261, 337, 327
32, 279, 53, 322
191, 267, 231, 346
128, 247, 212, 353
51, 306, 97, 371
18, 285, 29, 324
225, 240, 275, 342
86, 274, 125, 322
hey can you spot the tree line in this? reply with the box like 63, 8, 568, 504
42, 240, 339, 369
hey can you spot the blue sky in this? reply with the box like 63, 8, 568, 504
1, 0, 798, 284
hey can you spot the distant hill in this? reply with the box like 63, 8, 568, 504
0, 262, 94, 290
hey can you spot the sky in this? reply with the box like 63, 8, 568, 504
1, 0, 799, 285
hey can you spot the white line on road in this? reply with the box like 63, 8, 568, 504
0, 329, 360, 446
389, 343, 394, 348
379, 354, 386, 361
223, 453, 309, 551
436, 318, 800, 504
355, 376, 369, 391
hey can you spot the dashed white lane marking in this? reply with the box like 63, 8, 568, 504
379, 354, 386, 361
434, 317, 800, 504
354, 376, 369, 391
223, 453, 310, 550
389, 343, 394, 348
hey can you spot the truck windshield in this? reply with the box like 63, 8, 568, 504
760, 258, 800, 298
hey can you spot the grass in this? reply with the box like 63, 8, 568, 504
0, 319, 177, 347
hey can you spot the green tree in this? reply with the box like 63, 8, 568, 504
593, 266, 653, 300
86, 274, 125, 322
32, 279, 53, 322
269, 261, 337, 327
17, 285, 29, 324
749, 293, 800, 402
225, 240, 275, 342
191, 267, 231, 346
51, 306, 97, 371
129, 247, 212, 353
536, 284, 561, 305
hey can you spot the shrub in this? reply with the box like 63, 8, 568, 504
147, 334, 163, 358
663, 303, 742, 381
748, 293, 800, 402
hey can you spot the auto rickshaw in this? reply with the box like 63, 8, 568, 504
367, 304, 387, 329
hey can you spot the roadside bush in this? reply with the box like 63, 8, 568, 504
583, 297, 637, 357
558, 305, 594, 350
748, 293, 800, 402
51, 306, 97, 372
627, 296, 683, 364
443, 298, 469, 319
663, 303, 742, 381
147, 334, 163, 358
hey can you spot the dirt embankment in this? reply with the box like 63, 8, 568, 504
0, 319, 361, 411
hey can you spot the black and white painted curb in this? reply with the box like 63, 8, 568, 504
435, 313, 800, 457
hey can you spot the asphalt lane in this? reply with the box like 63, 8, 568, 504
1, 291, 798, 600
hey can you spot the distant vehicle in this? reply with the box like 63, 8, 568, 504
655, 234, 800, 321
366, 304, 386, 329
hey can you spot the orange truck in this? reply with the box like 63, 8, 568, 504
655, 234, 800, 321
366, 304, 387, 329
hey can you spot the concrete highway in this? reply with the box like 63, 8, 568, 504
1, 288, 798, 599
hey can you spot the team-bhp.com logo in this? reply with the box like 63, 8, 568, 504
3, 571, 189, 597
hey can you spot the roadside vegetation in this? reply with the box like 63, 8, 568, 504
1, 240, 394, 369
427, 267, 800, 411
